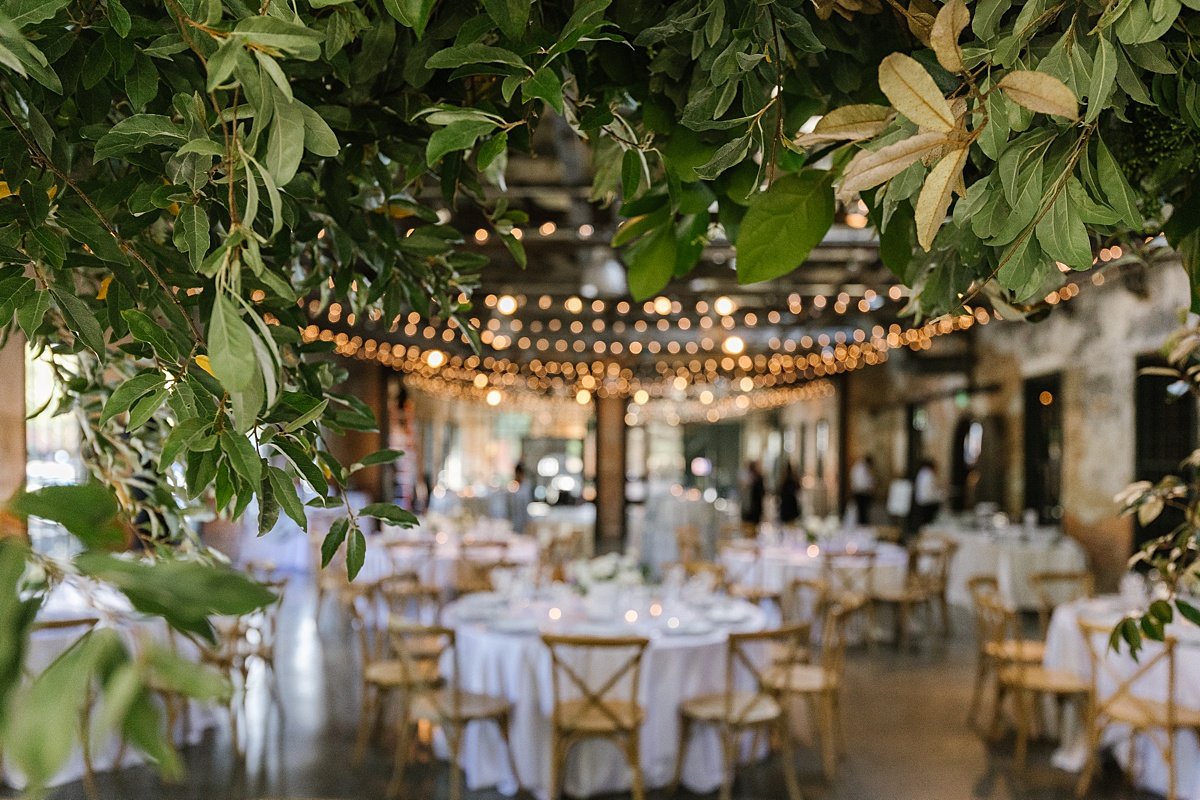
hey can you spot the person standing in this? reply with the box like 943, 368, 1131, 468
849, 455, 876, 525
509, 463, 533, 535
912, 458, 943, 530
741, 460, 765, 534
778, 461, 801, 524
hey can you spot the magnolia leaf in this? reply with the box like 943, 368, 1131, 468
265, 96, 304, 186
268, 466, 307, 531
625, 224, 677, 301
997, 70, 1079, 119
94, 115, 186, 160
50, 288, 106, 355
522, 66, 564, 115
930, 0, 970, 73
298, 102, 339, 157
878, 53, 956, 132
915, 146, 969, 250
1035, 194, 1093, 270
426, 120, 496, 165
838, 132, 949, 201
346, 526, 366, 580
736, 171, 834, 284
220, 430, 262, 488
384, 0, 438, 38
425, 43, 527, 70
359, 502, 419, 527
794, 105, 893, 146
1085, 35, 1117, 123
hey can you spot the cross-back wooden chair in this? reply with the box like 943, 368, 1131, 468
976, 593, 1087, 769
542, 528, 584, 584
965, 575, 1045, 728
724, 540, 782, 608
541, 633, 650, 800
1029, 570, 1094, 637
673, 625, 807, 800
763, 598, 862, 781
1075, 618, 1200, 800
383, 538, 437, 584
455, 556, 522, 596
385, 623, 517, 800
675, 524, 703, 563
667, 560, 728, 593
781, 576, 832, 629
921, 536, 958, 636
868, 538, 952, 650
821, 548, 876, 644
349, 582, 442, 765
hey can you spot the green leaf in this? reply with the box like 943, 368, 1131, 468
172, 203, 209, 269
625, 224, 677, 301
353, 448, 405, 471
16, 289, 50, 337
106, 0, 131, 37
522, 66, 564, 114
206, 37, 244, 92
50, 287, 106, 356
694, 133, 751, 181
122, 309, 181, 361
220, 430, 263, 488
126, 387, 167, 431
426, 120, 496, 165
6, 0, 73, 26
1148, 599, 1174, 623
208, 295, 258, 394
267, 466, 307, 531
230, 17, 324, 60
1177, 599, 1200, 626
1085, 35, 1117, 124
281, 398, 328, 432
481, 0, 530, 39
346, 526, 366, 580
159, 417, 211, 469
8, 483, 126, 551
298, 102, 339, 157
1095, 137, 1141, 229
425, 43, 527, 70
383, 0, 438, 38
265, 95, 305, 186
94, 115, 187, 160
1035, 194, 1092, 270
358, 502, 419, 527
736, 171, 835, 284
321, 517, 348, 567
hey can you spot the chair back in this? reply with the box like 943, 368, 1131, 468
1078, 617, 1181, 730
1030, 570, 1093, 635
384, 538, 437, 582
724, 625, 809, 722
377, 574, 442, 625
910, 537, 955, 592
818, 598, 862, 678
541, 633, 649, 733
669, 560, 727, 592
676, 524, 703, 562
455, 556, 521, 595
821, 548, 877, 600
389, 621, 453, 707
722, 539, 763, 588
543, 529, 584, 583
781, 577, 830, 626
349, 581, 393, 667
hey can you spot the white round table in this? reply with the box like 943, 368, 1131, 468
720, 541, 910, 596
440, 590, 768, 799
1044, 595, 1200, 798
928, 525, 1087, 609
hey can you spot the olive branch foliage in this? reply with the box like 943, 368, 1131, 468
0, 0, 1193, 788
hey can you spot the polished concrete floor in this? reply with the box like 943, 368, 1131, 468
29, 580, 1154, 800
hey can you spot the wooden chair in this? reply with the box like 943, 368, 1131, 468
763, 599, 861, 781
673, 625, 807, 800
924, 536, 958, 636
821, 548, 876, 644
1029, 570, 1094, 637
724, 540, 783, 608
386, 623, 517, 800
1075, 618, 1200, 800
349, 583, 442, 764
667, 560, 728, 593
781, 577, 831, 628
675, 524, 703, 563
383, 538, 437, 584
455, 556, 522, 596
542, 528, 584, 584
868, 538, 951, 650
965, 575, 1045, 728
978, 593, 1088, 769
541, 633, 650, 800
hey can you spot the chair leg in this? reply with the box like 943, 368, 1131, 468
548, 734, 563, 800
820, 691, 838, 780
496, 713, 521, 793
385, 699, 412, 800
897, 602, 910, 652
939, 593, 951, 637
988, 679, 1008, 740
670, 714, 692, 795
448, 726, 463, 800
1074, 710, 1101, 799
968, 656, 989, 728
1013, 688, 1029, 771
833, 690, 847, 754
718, 728, 738, 800
629, 731, 646, 800
353, 684, 377, 765
775, 716, 804, 800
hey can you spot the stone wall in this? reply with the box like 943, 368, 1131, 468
845, 260, 1191, 589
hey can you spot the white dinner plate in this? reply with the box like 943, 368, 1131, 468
706, 605, 750, 624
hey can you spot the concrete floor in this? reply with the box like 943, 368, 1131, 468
27, 582, 1153, 800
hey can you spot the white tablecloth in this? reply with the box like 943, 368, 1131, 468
1043, 595, 1200, 798
930, 525, 1087, 609
8, 583, 216, 789
720, 541, 910, 597
441, 592, 768, 799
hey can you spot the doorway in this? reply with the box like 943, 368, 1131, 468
1023, 374, 1063, 524
1134, 355, 1197, 549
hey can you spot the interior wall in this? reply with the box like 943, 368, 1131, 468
844, 260, 1190, 590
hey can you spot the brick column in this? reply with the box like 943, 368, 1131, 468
594, 393, 626, 546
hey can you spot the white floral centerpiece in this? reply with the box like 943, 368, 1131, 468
568, 552, 643, 620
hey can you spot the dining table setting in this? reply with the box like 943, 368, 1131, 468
432, 572, 770, 799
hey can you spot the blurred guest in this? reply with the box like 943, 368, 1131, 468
778, 461, 801, 524
912, 458, 943, 530
849, 454, 877, 525
741, 460, 765, 533
509, 463, 532, 534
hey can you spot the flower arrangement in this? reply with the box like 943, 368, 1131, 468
568, 552, 644, 592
